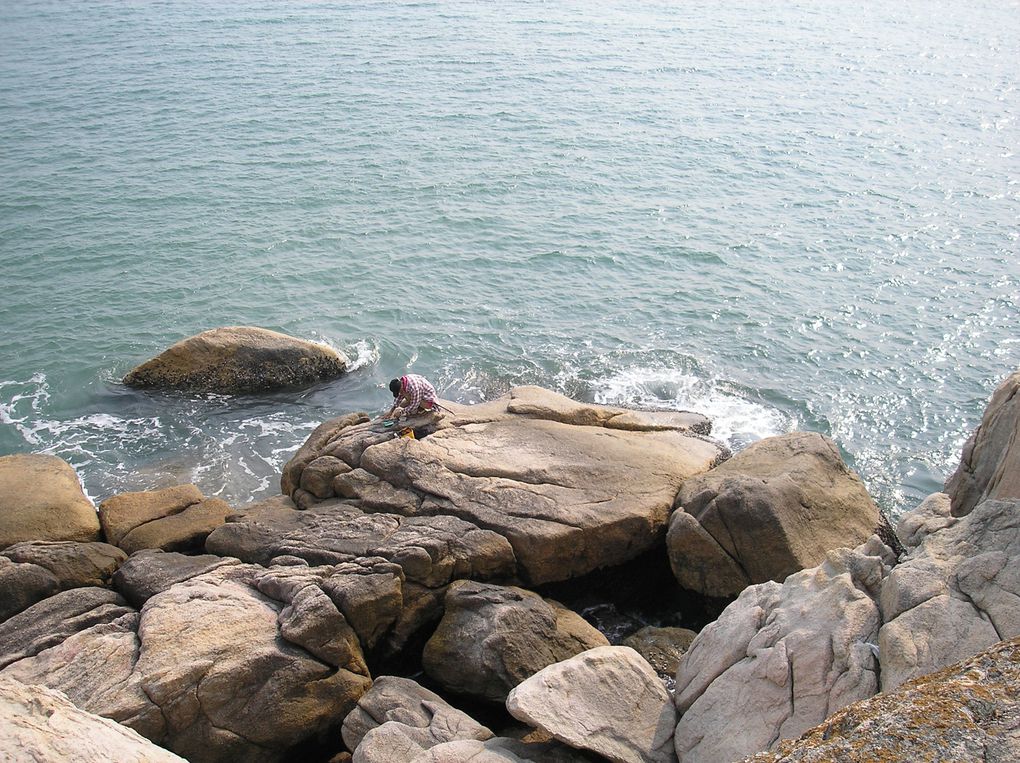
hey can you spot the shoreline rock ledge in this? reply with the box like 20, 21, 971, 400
122, 326, 348, 393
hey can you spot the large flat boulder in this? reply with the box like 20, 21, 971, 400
945, 371, 1020, 517
0, 675, 186, 763
281, 386, 726, 585
741, 636, 1020, 763
123, 326, 348, 393
878, 497, 1020, 691
673, 536, 895, 763
422, 581, 609, 702
99, 484, 206, 546
506, 645, 677, 763
0, 454, 100, 548
667, 432, 884, 597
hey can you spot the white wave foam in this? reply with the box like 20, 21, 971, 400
589, 366, 792, 450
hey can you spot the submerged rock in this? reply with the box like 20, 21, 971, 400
667, 432, 884, 597
122, 326, 348, 393
945, 370, 1020, 517
0, 454, 100, 549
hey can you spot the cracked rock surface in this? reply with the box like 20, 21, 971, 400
673, 536, 895, 763
741, 635, 1020, 763
879, 497, 1020, 691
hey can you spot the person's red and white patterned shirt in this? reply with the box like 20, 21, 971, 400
396, 374, 437, 416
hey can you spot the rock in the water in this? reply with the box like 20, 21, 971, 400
673, 536, 895, 763
423, 581, 609, 702
506, 645, 677, 763
741, 636, 1020, 763
341, 675, 493, 763
0, 675, 187, 763
282, 386, 726, 585
0, 454, 100, 548
122, 326, 348, 393
879, 497, 1020, 691
667, 432, 882, 597
945, 370, 1020, 517
2, 540, 127, 589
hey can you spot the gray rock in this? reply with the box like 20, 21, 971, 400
895, 492, 956, 552
0, 587, 136, 670
123, 325, 349, 393
411, 737, 593, 762
282, 386, 725, 585
1, 562, 373, 763
423, 580, 608, 702
945, 371, 1020, 517
622, 626, 697, 684
879, 498, 1020, 691
2, 540, 127, 589
0, 555, 59, 621
741, 636, 1020, 763
667, 432, 883, 597
113, 549, 241, 608
0, 675, 187, 763
0, 454, 100, 548
673, 537, 895, 763
507, 645, 677, 763
342, 676, 492, 763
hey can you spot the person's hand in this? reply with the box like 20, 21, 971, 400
392, 406, 405, 420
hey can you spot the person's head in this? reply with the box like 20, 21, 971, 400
389, 378, 403, 397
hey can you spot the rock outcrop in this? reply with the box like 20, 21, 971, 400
422, 581, 609, 702
0, 675, 187, 763
673, 536, 895, 762
879, 497, 1020, 691
945, 371, 1020, 517
507, 645, 677, 763
122, 326, 348, 393
281, 386, 726, 585
0, 454, 100, 548
741, 636, 1020, 763
341, 676, 493, 763
667, 432, 883, 597
0, 562, 374, 763
2, 540, 126, 589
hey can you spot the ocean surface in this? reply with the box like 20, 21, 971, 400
1, 1, 1018, 519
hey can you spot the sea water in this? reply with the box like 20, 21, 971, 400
2, 1, 1018, 517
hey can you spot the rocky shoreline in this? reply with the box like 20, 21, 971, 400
1, 359, 1018, 762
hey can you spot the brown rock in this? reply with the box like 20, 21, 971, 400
123, 326, 348, 393
0, 454, 99, 549
2, 540, 126, 589
99, 484, 205, 546
667, 432, 882, 597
